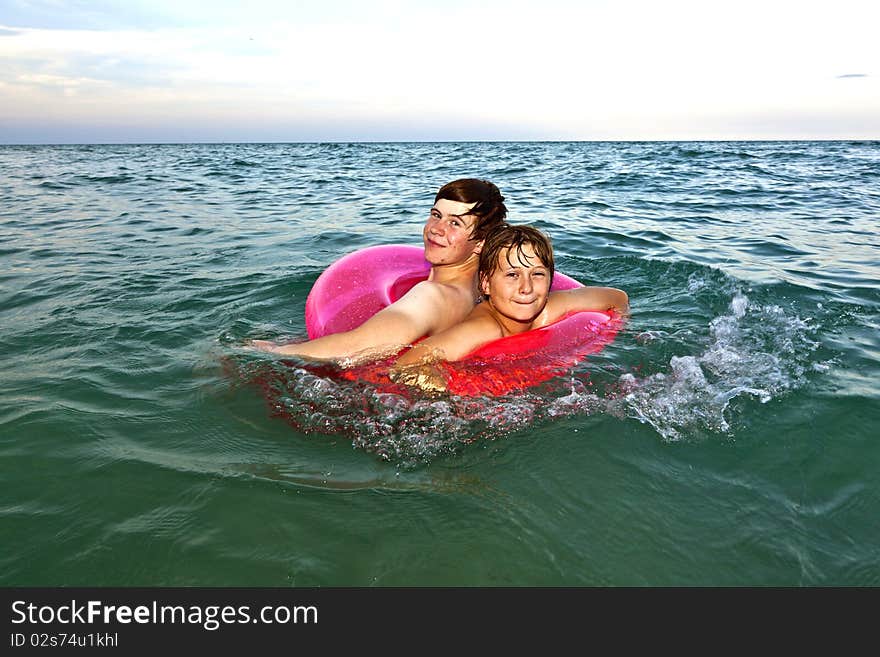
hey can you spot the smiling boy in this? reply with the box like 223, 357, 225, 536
391, 224, 628, 390
252, 179, 508, 363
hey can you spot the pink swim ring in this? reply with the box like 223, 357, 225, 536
305, 245, 622, 396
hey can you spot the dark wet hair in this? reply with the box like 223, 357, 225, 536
434, 178, 508, 242
479, 224, 555, 292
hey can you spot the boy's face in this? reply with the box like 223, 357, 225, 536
480, 243, 551, 323
422, 199, 481, 265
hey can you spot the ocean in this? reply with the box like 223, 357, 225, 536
1, 141, 878, 585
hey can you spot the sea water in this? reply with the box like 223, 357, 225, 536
1, 141, 878, 585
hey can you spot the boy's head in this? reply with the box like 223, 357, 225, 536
434, 179, 508, 242
479, 224, 555, 288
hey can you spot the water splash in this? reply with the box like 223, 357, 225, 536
232, 357, 544, 467
227, 290, 828, 465
604, 292, 823, 440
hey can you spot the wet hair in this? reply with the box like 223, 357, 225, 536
479, 224, 555, 294
434, 178, 508, 242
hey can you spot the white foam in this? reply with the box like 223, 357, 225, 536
605, 291, 821, 440
236, 289, 827, 463
730, 292, 749, 318
687, 273, 707, 293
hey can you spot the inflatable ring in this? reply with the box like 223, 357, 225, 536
304, 245, 622, 396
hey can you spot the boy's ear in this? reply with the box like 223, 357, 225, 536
479, 274, 490, 296
472, 239, 484, 255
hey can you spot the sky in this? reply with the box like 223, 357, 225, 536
0, 0, 878, 143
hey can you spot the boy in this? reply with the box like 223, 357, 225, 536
252, 179, 508, 363
391, 224, 628, 391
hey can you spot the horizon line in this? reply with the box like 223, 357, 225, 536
2, 137, 879, 147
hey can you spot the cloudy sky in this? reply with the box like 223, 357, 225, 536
1, 0, 877, 143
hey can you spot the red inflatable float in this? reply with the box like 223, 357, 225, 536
304, 245, 622, 396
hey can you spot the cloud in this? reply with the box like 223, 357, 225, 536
2, 1, 880, 142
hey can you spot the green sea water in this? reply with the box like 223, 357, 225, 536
1, 141, 878, 585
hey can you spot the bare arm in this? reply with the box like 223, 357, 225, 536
390, 286, 629, 393
395, 286, 628, 365
549, 286, 629, 319
252, 282, 448, 362
395, 310, 502, 366
389, 310, 502, 392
